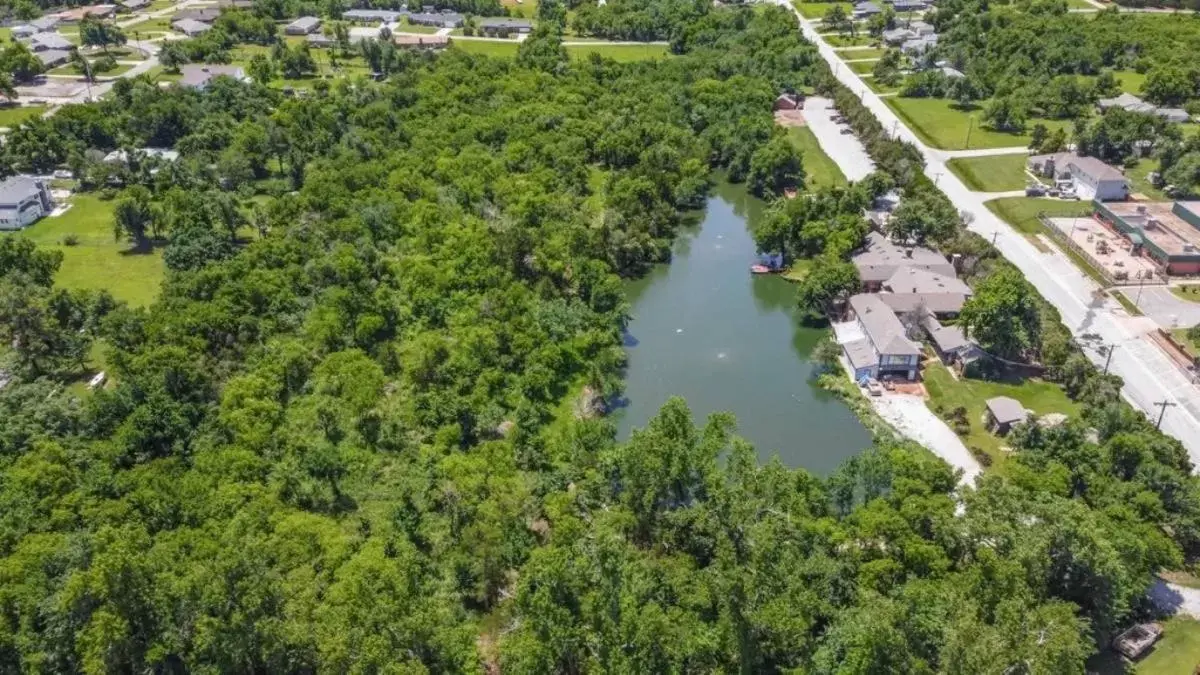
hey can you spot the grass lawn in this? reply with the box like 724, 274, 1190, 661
16, 194, 164, 307
453, 39, 520, 58
793, 1, 853, 18
923, 361, 1079, 465
1114, 69, 1147, 95
0, 105, 48, 127
565, 43, 671, 62
823, 33, 875, 47
786, 126, 847, 192
502, 0, 537, 19
1113, 290, 1144, 316
782, 258, 813, 282
1172, 328, 1200, 355
1135, 617, 1200, 674
886, 97, 1074, 151
866, 78, 902, 95
848, 60, 877, 75
986, 197, 1107, 284
0, 27, 11, 42
838, 47, 886, 59
1170, 285, 1200, 304
947, 154, 1030, 192
1125, 157, 1170, 200
397, 18, 441, 34
126, 16, 175, 33
50, 62, 138, 78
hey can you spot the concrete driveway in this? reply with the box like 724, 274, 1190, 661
1132, 286, 1200, 330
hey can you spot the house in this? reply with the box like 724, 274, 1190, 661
879, 265, 973, 316
393, 34, 450, 49
881, 27, 913, 45
35, 49, 72, 68
940, 66, 964, 79
11, 24, 41, 38
14, 16, 62, 36
24, 32, 74, 51
901, 34, 938, 55
215, 0, 254, 7
0, 176, 53, 231
852, 231, 957, 290
843, 293, 923, 381
172, 8, 221, 22
888, 0, 927, 11
922, 314, 979, 365
285, 16, 322, 35
179, 64, 248, 89
103, 147, 181, 164
118, 0, 150, 12
1093, 200, 1200, 275
1027, 152, 1129, 202
172, 18, 212, 36
853, 1, 881, 18
408, 10, 464, 28
478, 17, 533, 35
774, 92, 803, 111
1098, 92, 1191, 123
985, 396, 1028, 435
342, 8, 402, 23
56, 4, 116, 22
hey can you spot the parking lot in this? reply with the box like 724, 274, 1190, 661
1046, 216, 1161, 282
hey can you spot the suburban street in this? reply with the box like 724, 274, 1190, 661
779, 0, 1200, 465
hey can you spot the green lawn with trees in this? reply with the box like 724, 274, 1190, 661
886, 97, 1074, 150
0, 105, 48, 127
1134, 618, 1200, 674
785, 125, 847, 191
16, 194, 164, 307
947, 154, 1030, 192
793, 0, 852, 19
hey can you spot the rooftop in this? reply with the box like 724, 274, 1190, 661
287, 16, 321, 29
986, 396, 1028, 425
0, 176, 45, 205
1029, 152, 1126, 182
852, 231, 956, 283
27, 32, 73, 50
34, 49, 71, 66
173, 18, 212, 33
1102, 201, 1200, 257
179, 64, 245, 88
922, 314, 973, 353
394, 34, 449, 46
850, 293, 921, 356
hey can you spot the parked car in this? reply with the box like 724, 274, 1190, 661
52, 169, 73, 179
839, 128, 853, 135
865, 379, 884, 396
1025, 184, 1045, 197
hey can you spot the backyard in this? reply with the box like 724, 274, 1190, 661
947, 154, 1030, 192
786, 126, 847, 192
886, 97, 1074, 151
16, 194, 164, 307
922, 361, 1079, 466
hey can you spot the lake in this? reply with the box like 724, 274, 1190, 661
616, 181, 873, 474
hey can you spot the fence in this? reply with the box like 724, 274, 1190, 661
1037, 212, 1167, 288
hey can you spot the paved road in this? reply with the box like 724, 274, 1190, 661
779, 0, 1200, 464
801, 96, 875, 181
1131, 286, 1200, 329
943, 146, 1030, 158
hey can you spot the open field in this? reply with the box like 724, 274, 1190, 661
1114, 69, 1147, 95
923, 361, 1079, 465
50, 62, 138, 78
453, 40, 671, 61
793, 1, 852, 18
848, 60, 876, 75
786, 126, 847, 192
397, 19, 441, 34
947, 154, 1030, 192
886, 97, 1074, 150
16, 194, 164, 307
824, 33, 875, 47
0, 105, 48, 127
837, 47, 886, 59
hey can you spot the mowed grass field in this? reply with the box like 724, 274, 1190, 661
785, 126, 847, 191
792, 0, 852, 18
946, 154, 1030, 192
886, 97, 1074, 150
17, 194, 164, 307
0, 106, 48, 127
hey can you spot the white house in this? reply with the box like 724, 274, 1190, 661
0, 176, 53, 230
1028, 152, 1129, 202
179, 64, 248, 89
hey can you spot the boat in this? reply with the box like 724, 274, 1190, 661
750, 264, 772, 274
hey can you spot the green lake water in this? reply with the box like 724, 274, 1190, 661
615, 181, 873, 474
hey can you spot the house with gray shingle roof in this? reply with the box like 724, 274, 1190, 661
852, 231, 957, 289
0, 176, 53, 230
879, 266, 973, 317
172, 18, 212, 36
23, 32, 73, 51
285, 16, 322, 35
844, 293, 922, 381
986, 396, 1028, 435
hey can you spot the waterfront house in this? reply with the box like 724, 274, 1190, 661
922, 314, 979, 365
852, 231, 957, 290
0, 176, 53, 231
843, 293, 922, 381
1027, 152, 1129, 201
985, 396, 1028, 435
878, 265, 973, 317
286, 16, 322, 35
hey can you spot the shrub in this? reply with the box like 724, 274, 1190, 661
61, 234, 79, 246
969, 446, 992, 467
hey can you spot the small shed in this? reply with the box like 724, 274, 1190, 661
774, 92, 803, 111
1112, 622, 1162, 660
285, 16, 322, 35
985, 396, 1028, 435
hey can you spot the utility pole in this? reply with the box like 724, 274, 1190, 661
991, 231, 999, 246
891, 119, 898, 138
1153, 400, 1177, 429
1103, 343, 1116, 374
933, 171, 943, 187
